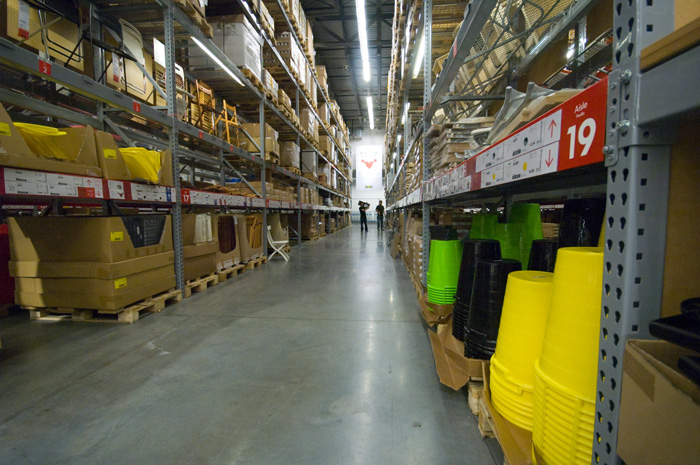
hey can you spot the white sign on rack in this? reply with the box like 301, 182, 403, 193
355, 145, 383, 192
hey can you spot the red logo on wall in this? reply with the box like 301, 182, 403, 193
361, 159, 377, 169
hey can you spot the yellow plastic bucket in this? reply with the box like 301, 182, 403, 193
490, 270, 553, 431
13, 122, 71, 160
120, 147, 162, 184
531, 247, 602, 465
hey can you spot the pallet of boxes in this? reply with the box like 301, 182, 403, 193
0, 106, 182, 323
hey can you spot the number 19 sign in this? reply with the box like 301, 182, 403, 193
464, 77, 607, 192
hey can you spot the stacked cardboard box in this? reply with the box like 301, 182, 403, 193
0, 224, 13, 307
316, 65, 328, 94
275, 32, 304, 78
237, 214, 264, 262
280, 141, 300, 169
262, 69, 279, 99
8, 216, 175, 311
240, 123, 280, 157
194, 16, 263, 81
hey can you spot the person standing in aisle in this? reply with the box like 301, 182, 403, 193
375, 200, 385, 231
359, 201, 369, 232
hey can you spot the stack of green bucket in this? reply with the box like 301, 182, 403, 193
469, 204, 543, 268
426, 239, 463, 305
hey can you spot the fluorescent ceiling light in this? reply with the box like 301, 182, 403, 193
356, 0, 371, 82
397, 134, 402, 143
402, 102, 410, 125
367, 96, 374, 129
412, 34, 425, 79
393, 152, 397, 159
191, 36, 243, 86
566, 47, 575, 59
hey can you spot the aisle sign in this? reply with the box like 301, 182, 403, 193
426, 77, 608, 198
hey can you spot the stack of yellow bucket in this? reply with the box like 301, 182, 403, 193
532, 247, 604, 465
490, 271, 553, 431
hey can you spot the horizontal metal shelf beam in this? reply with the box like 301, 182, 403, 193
638, 45, 700, 126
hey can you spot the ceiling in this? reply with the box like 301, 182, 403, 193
301, 0, 394, 132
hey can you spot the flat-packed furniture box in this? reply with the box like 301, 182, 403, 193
182, 213, 219, 281
236, 214, 263, 262
240, 123, 280, 156
215, 214, 241, 270
1, 0, 86, 72
8, 215, 174, 311
0, 104, 102, 177
0, 224, 13, 306
617, 339, 700, 465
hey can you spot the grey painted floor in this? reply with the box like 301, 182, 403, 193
0, 224, 503, 465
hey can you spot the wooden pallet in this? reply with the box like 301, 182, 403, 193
302, 235, 320, 242
265, 152, 280, 165
283, 166, 301, 176
241, 69, 265, 93
173, 0, 213, 37
244, 256, 268, 270
24, 289, 183, 324
478, 397, 496, 439
216, 264, 245, 283
185, 274, 218, 298
468, 381, 485, 415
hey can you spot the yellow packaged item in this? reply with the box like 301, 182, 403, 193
120, 147, 161, 183
13, 123, 71, 160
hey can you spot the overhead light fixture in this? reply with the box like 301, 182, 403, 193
412, 34, 425, 79
191, 36, 243, 86
397, 134, 402, 143
367, 96, 374, 129
356, 0, 371, 82
566, 48, 575, 59
393, 152, 397, 160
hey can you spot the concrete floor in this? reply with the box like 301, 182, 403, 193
0, 224, 503, 465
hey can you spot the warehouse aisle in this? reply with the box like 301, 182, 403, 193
0, 225, 501, 465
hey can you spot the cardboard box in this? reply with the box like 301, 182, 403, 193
0, 105, 102, 177
15, 273, 175, 311
8, 215, 173, 263
316, 65, 327, 90
262, 68, 279, 97
428, 317, 485, 390
280, 141, 300, 169
9, 251, 174, 279
184, 242, 218, 281
1, 0, 85, 72
197, 16, 263, 81
215, 214, 241, 269
93, 131, 173, 186
617, 339, 700, 465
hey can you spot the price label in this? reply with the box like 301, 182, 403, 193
132, 101, 141, 113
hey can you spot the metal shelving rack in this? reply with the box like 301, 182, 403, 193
594, 2, 700, 463
383, 0, 700, 463
0, 0, 353, 290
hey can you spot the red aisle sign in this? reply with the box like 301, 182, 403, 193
181, 188, 191, 204
556, 78, 607, 171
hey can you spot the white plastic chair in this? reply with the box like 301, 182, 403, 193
267, 225, 289, 261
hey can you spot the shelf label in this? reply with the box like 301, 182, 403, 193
108, 180, 126, 200
104, 149, 117, 159
114, 277, 127, 289
17, 0, 30, 39
38, 59, 51, 76
132, 101, 141, 113
181, 188, 191, 204
111, 232, 124, 242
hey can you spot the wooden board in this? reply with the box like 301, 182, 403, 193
244, 256, 268, 270
641, 16, 700, 71
216, 264, 245, 283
